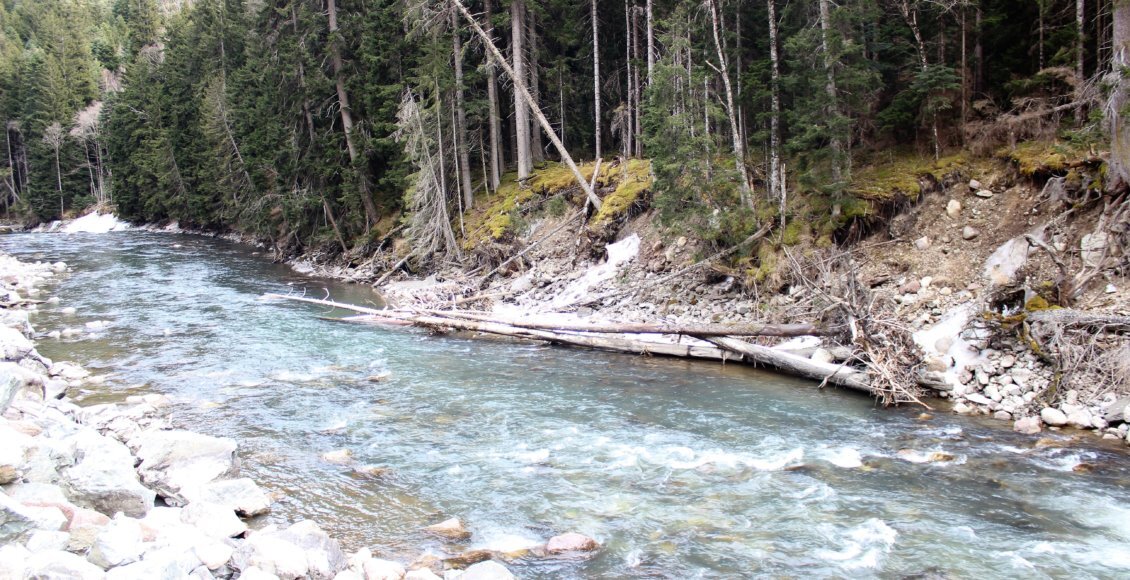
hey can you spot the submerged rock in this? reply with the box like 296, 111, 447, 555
424, 517, 470, 540
459, 560, 515, 580
1013, 416, 1042, 435
544, 532, 599, 554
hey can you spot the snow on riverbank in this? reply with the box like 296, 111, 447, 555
34, 212, 132, 234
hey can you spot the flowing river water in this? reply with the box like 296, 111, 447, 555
3, 230, 1130, 578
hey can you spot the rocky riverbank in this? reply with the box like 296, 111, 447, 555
4, 251, 603, 579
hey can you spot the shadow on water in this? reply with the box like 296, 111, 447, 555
4, 231, 1130, 579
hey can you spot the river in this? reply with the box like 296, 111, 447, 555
3, 230, 1130, 578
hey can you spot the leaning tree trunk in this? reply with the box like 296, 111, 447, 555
511, 0, 532, 180
484, 0, 502, 191
1109, 0, 1129, 189
450, 9, 474, 208
708, 0, 752, 205
454, 0, 601, 208
326, 0, 379, 228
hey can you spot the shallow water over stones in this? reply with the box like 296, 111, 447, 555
4, 231, 1130, 578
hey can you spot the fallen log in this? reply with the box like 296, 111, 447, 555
417, 308, 836, 337
702, 337, 872, 392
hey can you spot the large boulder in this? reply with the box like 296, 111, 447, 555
88, 515, 144, 569
61, 429, 155, 518
233, 521, 346, 580
133, 430, 239, 503
180, 501, 247, 539
0, 326, 34, 361
0, 491, 36, 543
0, 544, 31, 578
181, 477, 271, 517
24, 550, 107, 580
1, 361, 42, 413
0, 422, 34, 484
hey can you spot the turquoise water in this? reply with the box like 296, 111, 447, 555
4, 231, 1130, 578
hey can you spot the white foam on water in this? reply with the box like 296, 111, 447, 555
515, 449, 550, 463
475, 531, 543, 554
816, 519, 898, 570
821, 447, 864, 469
61, 212, 131, 233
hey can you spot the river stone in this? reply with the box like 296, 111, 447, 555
0, 326, 33, 361
232, 533, 309, 580
964, 393, 993, 407
545, 532, 599, 554
193, 538, 235, 570
0, 423, 34, 484
1, 362, 42, 413
61, 429, 155, 518
238, 566, 283, 580
26, 529, 71, 552
0, 491, 36, 543
361, 558, 406, 580
1041, 407, 1068, 426
1066, 408, 1094, 430
1102, 397, 1130, 422
88, 515, 144, 569
334, 570, 365, 580
404, 569, 442, 580
181, 501, 247, 539
182, 477, 271, 517
103, 551, 190, 580
914, 236, 931, 250
962, 226, 980, 240
424, 517, 470, 540
0, 544, 31, 578
276, 520, 347, 579
25, 550, 107, 580
460, 560, 515, 580
946, 199, 962, 218
133, 429, 239, 503
67, 507, 111, 552
23, 504, 68, 532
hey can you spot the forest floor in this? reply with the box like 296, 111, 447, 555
295, 141, 1130, 448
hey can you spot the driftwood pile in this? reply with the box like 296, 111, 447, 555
262, 293, 874, 394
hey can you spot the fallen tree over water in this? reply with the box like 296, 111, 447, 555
261, 293, 876, 395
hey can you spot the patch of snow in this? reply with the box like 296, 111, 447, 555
546, 234, 640, 310
983, 235, 1030, 286
773, 335, 823, 350
61, 212, 130, 233
913, 303, 983, 388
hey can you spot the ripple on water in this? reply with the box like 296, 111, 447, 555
4, 231, 1130, 579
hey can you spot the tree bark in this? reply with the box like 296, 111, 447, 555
1109, 0, 1129, 189
326, 0, 379, 228
450, 9, 474, 209
646, 0, 655, 82
819, 0, 844, 186
592, 0, 602, 160
454, 0, 601, 208
767, 0, 782, 205
632, 1, 642, 157
624, 0, 634, 158
1076, 0, 1086, 126
528, 6, 545, 164
511, 0, 532, 180
484, 0, 503, 191
974, 3, 983, 96
708, 0, 752, 204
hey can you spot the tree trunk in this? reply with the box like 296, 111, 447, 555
484, 0, 502, 191
527, 6, 544, 164
592, 0, 602, 160
624, 0, 634, 158
974, 3, 983, 96
326, 0, 378, 228
53, 145, 63, 217
511, 0, 532, 180
708, 0, 752, 204
632, 1, 642, 157
819, 0, 844, 186
767, 0, 782, 206
454, 0, 601, 208
1109, 0, 1129, 189
646, 0, 655, 82
1076, 0, 1086, 126
451, 10, 474, 209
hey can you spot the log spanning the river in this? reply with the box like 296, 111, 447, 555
261, 294, 873, 394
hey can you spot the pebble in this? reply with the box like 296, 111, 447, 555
975, 189, 994, 198
946, 199, 962, 218
962, 226, 980, 240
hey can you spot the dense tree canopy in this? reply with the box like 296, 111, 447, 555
0, 0, 1123, 255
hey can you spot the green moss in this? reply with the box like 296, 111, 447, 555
592, 159, 653, 225
848, 151, 969, 201
999, 141, 1088, 177
781, 220, 806, 246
